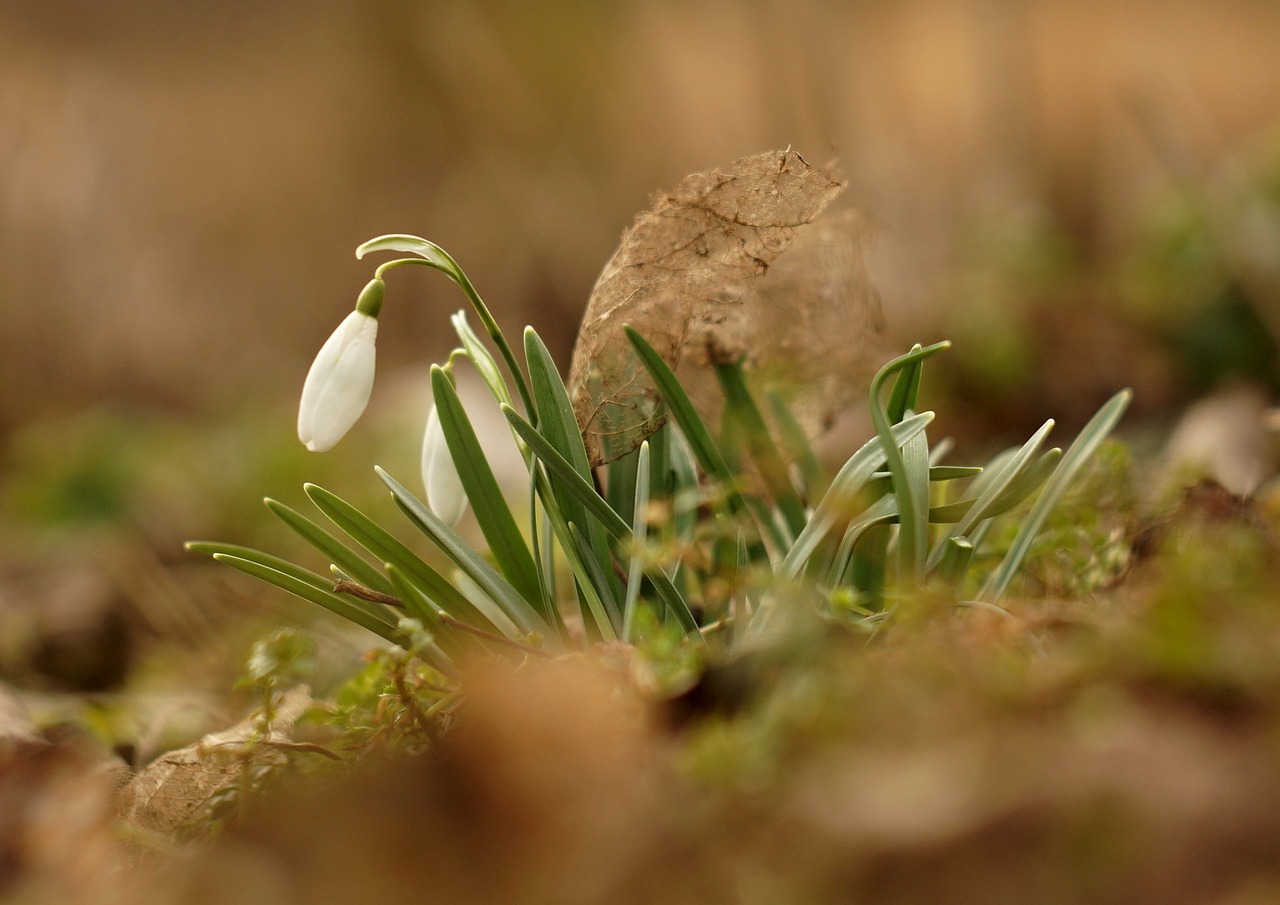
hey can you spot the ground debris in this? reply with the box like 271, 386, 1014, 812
116, 685, 313, 839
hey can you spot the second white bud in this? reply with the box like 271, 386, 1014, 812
421, 395, 469, 527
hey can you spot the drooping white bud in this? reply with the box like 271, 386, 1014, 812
421, 400, 468, 526
297, 309, 379, 452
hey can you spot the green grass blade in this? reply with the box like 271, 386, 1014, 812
566, 521, 620, 641
766, 389, 826, 504
927, 449, 1062, 523
714, 360, 807, 540
666, 426, 701, 551
505, 405, 633, 537
264, 498, 394, 597
623, 327, 765, 547
188, 540, 398, 628
899, 411, 932, 577
605, 440, 641, 527
934, 536, 975, 587
980, 389, 1133, 602
380, 565, 467, 669
432, 366, 543, 607
867, 342, 951, 585
927, 419, 1055, 571
527, 475, 556, 621
375, 467, 551, 637
886, 345, 924, 422
825, 494, 900, 584
524, 327, 618, 599
504, 407, 699, 635
623, 441, 651, 642
301, 483, 484, 627
780, 411, 934, 580
448, 568, 525, 641
210, 553, 408, 646
868, 465, 982, 488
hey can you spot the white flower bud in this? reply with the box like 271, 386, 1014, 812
421, 402, 468, 526
297, 310, 378, 452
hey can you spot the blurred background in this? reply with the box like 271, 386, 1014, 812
2, 0, 1279, 694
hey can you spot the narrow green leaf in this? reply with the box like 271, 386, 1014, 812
766, 388, 825, 503
826, 494, 900, 585
380, 565, 467, 669
188, 540, 398, 628
868, 465, 982, 487
886, 345, 924, 422
899, 411, 932, 577
527, 474, 555, 623
264, 498, 393, 597
927, 419, 1055, 571
432, 366, 543, 607
980, 389, 1133, 602
867, 342, 951, 584
524, 327, 618, 599
530, 457, 622, 634
452, 310, 513, 410
714, 360, 807, 539
623, 441, 651, 641
375, 467, 550, 637
605, 440, 641, 527
624, 328, 744, 511
926, 449, 1062, 524
848, 523, 889, 598
934, 536, 975, 587
565, 521, 620, 641
665, 426, 701, 553
448, 568, 524, 642
504, 407, 699, 635
505, 406, 632, 537
301, 483, 483, 626
780, 412, 934, 580
210, 553, 407, 646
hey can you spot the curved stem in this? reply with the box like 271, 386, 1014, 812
373, 256, 536, 417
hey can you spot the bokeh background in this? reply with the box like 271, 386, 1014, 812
2, 0, 1279, 689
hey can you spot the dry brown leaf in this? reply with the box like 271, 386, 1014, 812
116, 685, 312, 838
568, 148, 888, 465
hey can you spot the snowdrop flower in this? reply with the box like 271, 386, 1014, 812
421, 398, 468, 526
297, 279, 383, 452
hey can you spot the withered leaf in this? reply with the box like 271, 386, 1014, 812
116, 685, 313, 838
569, 148, 888, 465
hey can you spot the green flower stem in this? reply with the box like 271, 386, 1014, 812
372, 255, 536, 418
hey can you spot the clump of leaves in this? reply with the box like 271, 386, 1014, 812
187, 149, 1130, 682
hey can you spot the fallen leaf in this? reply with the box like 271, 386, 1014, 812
117, 686, 312, 838
568, 148, 887, 465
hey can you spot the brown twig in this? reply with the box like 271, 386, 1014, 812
333, 579, 403, 607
